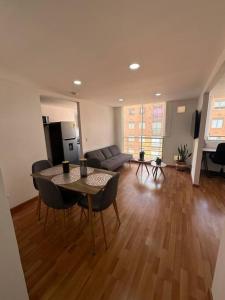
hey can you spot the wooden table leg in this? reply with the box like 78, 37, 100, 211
87, 194, 96, 255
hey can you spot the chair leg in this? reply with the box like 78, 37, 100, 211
44, 206, 49, 232
37, 193, 41, 221
100, 211, 108, 250
113, 199, 121, 226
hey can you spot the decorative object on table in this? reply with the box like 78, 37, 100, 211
155, 157, 162, 165
176, 144, 192, 171
71, 166, 94, 176
80, 158, 88, 177
51, 173, 80, 185
139, 151, 145, 161
62, 161, 70, 173
85, 173, 112, 186
151, 161, 167, 180
134, 159, 149, 175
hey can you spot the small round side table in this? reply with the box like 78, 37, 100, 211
151, 161, 167, 180
134, 159, 150, 175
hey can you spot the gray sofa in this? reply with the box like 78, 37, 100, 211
84, 145, 132, 171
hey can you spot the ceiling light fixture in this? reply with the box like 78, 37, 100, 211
118, 98, 124, 102
155, 93, 161, 96
129, 63, 140, 70
73, 80, 82, 85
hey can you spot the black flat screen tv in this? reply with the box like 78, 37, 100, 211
191, 110, 201, 139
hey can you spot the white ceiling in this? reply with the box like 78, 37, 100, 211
1, 0, 225, 106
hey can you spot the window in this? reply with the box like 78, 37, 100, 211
153, 106, 163, 119
139, 122, 145, 129
139, 107, 145, 114
128, 122, 135, 129
128, 136, 135, 142
214, 100, 225, 109
128, 108, 135, 115
152, 122, 162, 135
206, 97, 225, 140
123, 103, 165, 159
151, 138, 161, 147
211, 119, 223, 129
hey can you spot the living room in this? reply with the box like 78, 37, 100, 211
1, 1, 225, 300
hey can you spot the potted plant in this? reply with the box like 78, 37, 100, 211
176, 144, 192, 171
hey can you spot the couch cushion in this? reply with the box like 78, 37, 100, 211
85, 149, 105, 161
101, 153, 132, 170
101, 147, 113, 159
101, 157, 122, 171
109, 145, 120, 156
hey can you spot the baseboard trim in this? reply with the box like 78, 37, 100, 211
10, 196, 38, 215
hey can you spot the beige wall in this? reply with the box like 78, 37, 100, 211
163, 98, 197, 165
79, 100, 115, 153
0, 169, 29, 300
0, 79, 47, 208
40, 102, 77, 123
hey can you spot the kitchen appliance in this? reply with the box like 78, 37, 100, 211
44, 121, 79, 165
42, 116, 49, 124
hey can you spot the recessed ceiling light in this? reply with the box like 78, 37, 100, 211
73, 80, 82, 85
129, 63, 140, 70
155, 93, 161, 96
118, 98, 124, 102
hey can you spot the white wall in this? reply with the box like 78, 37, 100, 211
0, 79, 47, 208
41, 102, 76, 122
0, 169, 29, 300
191, 93, 209, 185
212, 222, 225, 300
79, 100, 115, 153
163, 98, 197, 165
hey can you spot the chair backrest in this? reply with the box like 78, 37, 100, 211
32, 160, 52, 190
36, 177, 64, 209
216, 143, 225, 152
94, 173, 120, 210
214, 143, 225, 164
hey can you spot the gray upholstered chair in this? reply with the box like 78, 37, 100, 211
36, 177, 82, 232
78, 173, 120, 249
32, 160, 52, 220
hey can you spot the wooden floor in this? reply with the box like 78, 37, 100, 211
12, 164, 225, 300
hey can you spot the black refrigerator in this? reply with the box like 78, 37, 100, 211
44, 121, 79, 165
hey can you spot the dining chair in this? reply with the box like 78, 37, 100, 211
78, 173, 120, 249
32, 160, 53, 220
36, 177, 82, 235
209, 143, 225, 174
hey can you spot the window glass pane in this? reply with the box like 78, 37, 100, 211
207, 97, 225, 140
123, 103, 165, 159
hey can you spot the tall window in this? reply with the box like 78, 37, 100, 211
206, 97, 225, 140
123, 103, 166, 160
